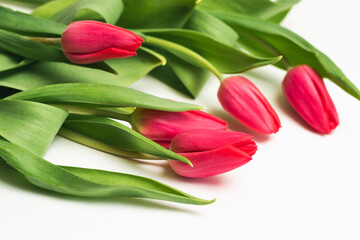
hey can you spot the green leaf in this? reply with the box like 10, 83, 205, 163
117, 0, 197, 29
4, 0, 51, 6
0, 29, 66, 62
142, 29, 281, 74
60, 114, 193, 165
197, 0, 299, 21
184, 9, 238, 46
32, 0, 123, 24
164, 52, 211, 98
0, 100, 68, 156
213, 12, 360, 100
6, 83, 203, 111
150, 64, 195, 98
0, 5, 66, 36
54, 0, 123, 24
0, 61, 127, 90
0, 140, 214, 205
104, 47, 166, 86
0, 52, 24, 71
32, 0, 78, 19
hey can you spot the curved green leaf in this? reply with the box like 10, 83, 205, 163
213, 12, 360, 100
184, 9, 238, 46
163, 51, 210, 98
32, 0, 78, 18
197, 0, 299, 22
0, 5, 66, 36
61, 114, 193, 165
0, 61, 127, 90
6, 83, 203, 111
0, 140, 214, 205
142, 29, 281, 74
32, 0, 123, 24
0, 29, 66, 62
117, 0, 197, 29
0, 100, 68, 156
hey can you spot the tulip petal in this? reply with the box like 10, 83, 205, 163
62, 21, 143, 53
282, 65, 339, 133
169, 146, 252, 178
170, 129, 253, 153
132, 109, 228, 141
64, 47, 137, 64
218, 76, 281, 134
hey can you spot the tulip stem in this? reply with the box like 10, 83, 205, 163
26, 36, 61, 45
144, 35, 224, 81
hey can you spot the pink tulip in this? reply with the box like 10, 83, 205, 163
131, 109, 228, 147
217, 76, 281, 135
282, 65, 339, 133
61, 21, 143, 64
169, 129, 257, 178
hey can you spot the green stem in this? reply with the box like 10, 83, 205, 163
144, 35, 224, 81
26, 36, 61, 45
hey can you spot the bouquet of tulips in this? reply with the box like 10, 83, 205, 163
0, 0, 358, 205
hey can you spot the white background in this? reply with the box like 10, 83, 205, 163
0, 0, 359, 239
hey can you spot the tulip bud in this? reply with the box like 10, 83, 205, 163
217, 76, 281, 135
61, 20, 143, 64
282, 65, 339, 133
169, 129, 257, 178
131, 109, 228, 147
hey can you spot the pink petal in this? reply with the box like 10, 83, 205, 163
169, 146, 252, 178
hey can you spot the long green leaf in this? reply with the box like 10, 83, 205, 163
0, 100, 68, 156
60, 114, 193, 165
164, 51, 210, 98
197, 0, 299, 22
0, 140, 214, 205
32, 0, 123, 24
0, 52, 24, 71
32, 0, 78, 18
6, 83, 203, 111
117, 0, 197, 29
0, 61, 127, 90
0, 5, 66, 36
213, 12, 360, 100
0, 29, 66, 62
184, 9, 238, 46
150, 64, 195, 98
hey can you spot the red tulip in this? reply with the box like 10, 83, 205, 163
169, 129, 257, 178
282, 65, 339, 133
61, 20, 143, 64
131, 109, 228, 147
217, 76, 281, 134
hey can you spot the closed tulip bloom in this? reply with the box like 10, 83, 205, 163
131, 109, 228, 147
217, 76, 281, 134
169, 129, 257, 178
61, 20, 143, 64
282, 65, 339, 133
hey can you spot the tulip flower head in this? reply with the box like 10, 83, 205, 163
282, 65, 339, 133
61, 20, 143, 64
169, 129, 257, 178
131, 109, 228, 147
217, 76, 281, 135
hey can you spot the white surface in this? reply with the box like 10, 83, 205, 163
1, 1, 360, 239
